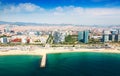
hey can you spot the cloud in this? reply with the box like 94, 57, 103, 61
18, 3, 39, 11
85, 8, 120, 16
51, 6, 84, 16
51, 6, 120, 17
1, 3, 119, 16
3, 3, 44, 13
0, 3, 120, 25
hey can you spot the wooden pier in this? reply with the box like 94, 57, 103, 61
40, 53, 46, 68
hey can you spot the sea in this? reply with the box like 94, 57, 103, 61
0, 52, 120, 76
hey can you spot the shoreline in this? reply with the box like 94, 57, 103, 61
0, 47, 120, 56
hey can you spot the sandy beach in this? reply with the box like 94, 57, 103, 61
0, 47, 120, 56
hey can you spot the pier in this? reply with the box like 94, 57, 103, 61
40, 53, 46, 68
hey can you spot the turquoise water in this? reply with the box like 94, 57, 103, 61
0, 53, 120, 76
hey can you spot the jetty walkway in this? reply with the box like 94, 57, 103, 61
40, 53, 46, 68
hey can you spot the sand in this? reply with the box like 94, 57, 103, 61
0, 47, 120, 56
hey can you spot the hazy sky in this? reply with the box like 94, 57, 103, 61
0, 0, 120, 25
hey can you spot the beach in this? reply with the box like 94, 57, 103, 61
0, 47, 120, 56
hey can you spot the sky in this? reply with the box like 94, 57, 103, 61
0, 0, 120, 25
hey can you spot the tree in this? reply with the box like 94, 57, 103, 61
65, 35, 74, 43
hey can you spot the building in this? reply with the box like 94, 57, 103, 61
78, 30, 89, 43
109, 29, 120, 42
4, 26, 10, 33
39, 35, 49, 44
83, 30, 89, 43
17, 32, 23, 35
29, 31, 36, 36
102, 29, 120, 42
109, 34, 115, 42
111, 30, 117, 35
114, 29, 120, 42
78, 31, 83, 42
35, 31, 41, 36
102, 34, 109, 42
53, 31, 66, 43
11, 35, 27, 43
0, 30, 2, 35
0, 37, 8, 44
102, 30, 110, 42
117, 29, 120, 34
115, 34, 120, 42
10, 30, 15, 34
21, 38, 27, 43
109, 30, 117, 42
91, 36, 102, 39
27, 35, 49, 44
103, 30, 110, 35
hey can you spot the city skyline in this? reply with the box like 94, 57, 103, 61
0, 0, 120, 25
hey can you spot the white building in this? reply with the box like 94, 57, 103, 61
53, 31, 67, 43
21, 38, 27, 43
0, 37, 8, 43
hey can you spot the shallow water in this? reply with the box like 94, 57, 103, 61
0, 52, 120, 76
